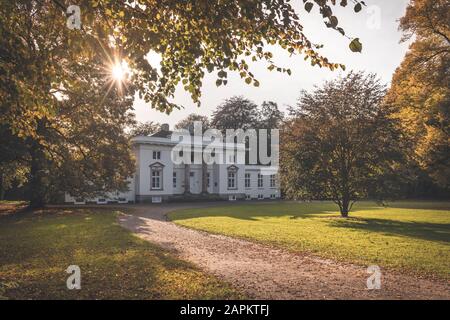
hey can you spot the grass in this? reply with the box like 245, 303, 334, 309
169, 201, 450, 279
0, 200, 27, 205
0, 208, 242, 300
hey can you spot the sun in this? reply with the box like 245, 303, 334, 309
111, 63, 127, 82
101, 54, 132, 97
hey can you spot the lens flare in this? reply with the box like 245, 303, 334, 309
112, 63, 126, 82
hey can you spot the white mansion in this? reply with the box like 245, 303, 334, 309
65, 124, 280, 204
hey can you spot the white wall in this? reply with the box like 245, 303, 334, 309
242, 169, 280, 200
65, 138, 280, 203
137, 144, 174, 197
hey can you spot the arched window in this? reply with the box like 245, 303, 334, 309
150, 162, 164, 190
227, 165, 239, 190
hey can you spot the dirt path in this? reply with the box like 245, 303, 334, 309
118, 203, 450, 300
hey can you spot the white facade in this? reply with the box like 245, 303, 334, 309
65, 127, 280, 203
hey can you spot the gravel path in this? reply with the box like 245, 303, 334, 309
118, 203, 450, 300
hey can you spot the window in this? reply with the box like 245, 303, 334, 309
151, 170, 162, 189
245, 194, 251, 200
96, 198, 107, 204
227, 165, 238, 190
173, 172, 177, 188
258, 173, 263, 188
190, 172, 195, 177
152, 196, 162, 203
153, 151, 161, 160
117, 197, 127, 204
228, 195, 237, 201
207, 172, 210, 188
245, 173, 251, 188
228, 172, 236, 189
270, 174, 276, 188
270, 194, 276, 199
74, 198, 85, 205
258, 194, 264, 200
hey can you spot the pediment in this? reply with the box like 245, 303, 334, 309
149, 161, 165, 168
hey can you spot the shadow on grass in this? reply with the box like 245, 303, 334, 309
329, 218, 450, 243
0, 209, 241, 299
170, 201, 450, 243
170, 201, 384, 221
380, 200, 450, 211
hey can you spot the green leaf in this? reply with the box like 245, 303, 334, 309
329, 16, 338, 28
349, 38, 362, 53
305, 2, 314, 13
218, 70, 227, 78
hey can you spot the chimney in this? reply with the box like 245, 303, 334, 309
161, 123, 170, 131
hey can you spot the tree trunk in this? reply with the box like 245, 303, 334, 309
28, 142, 46, 209
0, 173, 4, 200
340, 196, 350, 218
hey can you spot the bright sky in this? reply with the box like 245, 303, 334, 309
133, 0, 411, 127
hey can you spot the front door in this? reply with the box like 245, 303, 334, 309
190, 171, 201, 194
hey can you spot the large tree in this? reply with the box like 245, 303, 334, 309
0, 125, 28, 200
0, 2, 136, 207
27, 56, 135, 207
387, 0, 449, 190
211, 96, 260, 130
282, 72, 405, 217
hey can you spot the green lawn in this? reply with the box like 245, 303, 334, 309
169, 201, 450, 279
0, 201, 27, 205
0, 208, 242, 299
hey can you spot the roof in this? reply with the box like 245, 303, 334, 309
150, 130, 173, 138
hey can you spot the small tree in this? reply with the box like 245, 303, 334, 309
175, 114, 210, 131
211, 96, 260, 130
130, 121, 161, 137
260, 101, 284, 129
281, 72, 405, 217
